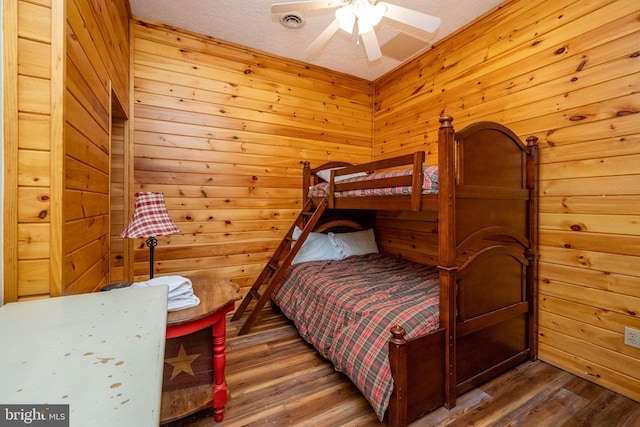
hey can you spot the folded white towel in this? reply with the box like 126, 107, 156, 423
130, 275, 200, 311
132, 275, 191, 296
167, 294, 201, 312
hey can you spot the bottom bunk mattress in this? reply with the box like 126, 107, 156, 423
272, 253, 440, 420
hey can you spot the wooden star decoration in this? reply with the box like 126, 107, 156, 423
165, 344, 201, 380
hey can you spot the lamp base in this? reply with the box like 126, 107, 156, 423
147, 236, 158, 279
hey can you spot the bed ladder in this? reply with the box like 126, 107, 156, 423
232, 198, 328, 335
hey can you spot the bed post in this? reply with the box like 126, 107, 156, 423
410, 151, 425, 210
526, 136, 539, 361
437, 115, 457, 409
302, 161, 311, 205
388, 326, 408, 427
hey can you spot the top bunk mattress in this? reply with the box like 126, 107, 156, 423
308, 165, 439, 199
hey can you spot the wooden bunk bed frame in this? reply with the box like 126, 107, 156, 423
234, 116, 539, 427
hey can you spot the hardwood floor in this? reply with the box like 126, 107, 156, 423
163, 308, 640, 426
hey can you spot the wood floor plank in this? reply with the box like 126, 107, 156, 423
163, 308, 640, 426
619, 405, 640, 427
438, 362, 570, 426
561, 390, 640, 427
490, 376, 593, 426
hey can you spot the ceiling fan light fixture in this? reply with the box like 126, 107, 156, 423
274, 0, 441, 63
357, 18, 374, 35
336, 0, 384, 35
356, 1, 385, 27
335, 4, 355, 33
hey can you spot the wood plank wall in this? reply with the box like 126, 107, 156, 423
4, 0, 54, 301
64, 0, 130, 295
3, 0, 131, 300
110, 109, 126, 281
373, 0, 640, 403
130, 19, 372, 292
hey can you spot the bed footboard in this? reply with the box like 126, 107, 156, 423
388, 326, 445, 427
454, 243, 532, 395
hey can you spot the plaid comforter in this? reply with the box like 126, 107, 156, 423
308, 165, 439, 199
272, 253, 440, 420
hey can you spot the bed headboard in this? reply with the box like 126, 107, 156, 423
313, 219, 366, 234
449, 119, 537, 246
311, 209, 375, 234
454, 121, 530, 190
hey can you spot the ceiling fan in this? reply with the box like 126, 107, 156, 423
271, 0, 441, 61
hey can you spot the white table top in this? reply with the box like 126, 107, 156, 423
0, 286, 168, 427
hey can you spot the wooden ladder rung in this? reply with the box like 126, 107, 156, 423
234, 199, 327, 334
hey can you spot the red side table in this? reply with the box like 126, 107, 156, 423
160, 274, 241, 423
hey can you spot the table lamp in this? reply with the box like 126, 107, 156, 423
121, 192, 180, 279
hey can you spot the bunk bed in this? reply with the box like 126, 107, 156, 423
232, 116, 539, 427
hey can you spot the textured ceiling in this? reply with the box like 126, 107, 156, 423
129, 0, 504, 81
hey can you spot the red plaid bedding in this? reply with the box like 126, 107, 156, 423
272, 253, 440, 420
307, 165, 439, 199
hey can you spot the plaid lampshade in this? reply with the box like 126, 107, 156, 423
120, 192, 180, 238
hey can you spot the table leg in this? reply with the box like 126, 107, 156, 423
212, 314, 228, 422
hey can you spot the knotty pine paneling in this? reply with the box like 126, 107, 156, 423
63, 0, 130, 294
18, 112, 51, 150
3, 0, 130, 301
130, 19, 372, 291
4, 0, 53, 300
373, 0, 640, 403
110, 117, 126, 281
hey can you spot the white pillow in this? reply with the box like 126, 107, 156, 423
329, 229, 379, 259
316, 167, 367, 183
291, 226, 303, 240
291, 227, 341, 265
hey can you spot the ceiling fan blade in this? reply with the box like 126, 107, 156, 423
271, 1, 342, 14
351, 17, 359, 43
306, 19, 341, 56
378, 2, 441, 33
360, 29, 382, 61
